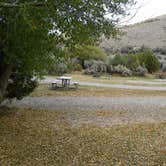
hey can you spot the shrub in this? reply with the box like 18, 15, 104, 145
162, 63, 166, 72
110, 54, 127, 66
6, 71, 38, 100
84, 68, 95, 75
152, 47, 166, 54
138, 50, 160, 73
90, 61, 107, 73
155, 73, 166, 79
49, 62, 68, 75
107, 64, 114, 74
121, 46, 133, 54
134, 66, 148, 76
84, 60, 94, 69
72, 63, 83, 71
125, 54, 140, 70
71, 58, 81, 65
113, 65, 132, 77
84, 60, 107, 75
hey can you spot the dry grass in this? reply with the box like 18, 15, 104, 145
61, 73, 156, 85
95, 110, 126, 118
49, 73, 166, 87
31, 84, 166, 97
0, 107, 166, 165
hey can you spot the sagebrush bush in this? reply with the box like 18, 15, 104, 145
162, 63, 166, 72
84, 68, 95, 75
152, 47, 166, 54
49, 62, 68, 75
84, 60, 107, 75
134, 66, 148, 76
107, 64, 114, 73
84, 60, 94, 69
121, 46, 133, 54
113, 65, 132, 77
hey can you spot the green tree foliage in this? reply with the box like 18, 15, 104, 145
0, 0, 135, 102
109, 55, 127, 66
125, 54, 140, 70
6, 70, 38, 100
138, 50, 160, 73
74, 45, 107, 66
109, 50, 160, 74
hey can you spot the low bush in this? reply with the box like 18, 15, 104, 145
134, 66, 148, 76
6, 71, 38, 100
84, 68, 95, 75
120, 46, 133, 54
125, 54, 140, 70
72, 63, 83, 71
155, 72, 166, 79
113, 65, 132, 77
162, 63, 166, 72
84, 60, 107, 75
107, 64, 114, 74
84, 60, 94, 69
152, 47, 166, 55
49, 62, 68, 75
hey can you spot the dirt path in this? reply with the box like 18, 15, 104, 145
7, 96, 166, 127
79, 81, 166, 91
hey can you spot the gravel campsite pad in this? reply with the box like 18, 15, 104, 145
8, 96, 166, 127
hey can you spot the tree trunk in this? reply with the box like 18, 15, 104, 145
0, 64, 12, 104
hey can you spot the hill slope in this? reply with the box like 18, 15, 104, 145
102, 14, 166, 50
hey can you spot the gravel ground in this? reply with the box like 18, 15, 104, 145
79, 82, 166, 91
127, 80, 166, 85
7, 96, 166, 127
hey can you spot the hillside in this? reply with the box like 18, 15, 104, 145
101, 14, 166, 50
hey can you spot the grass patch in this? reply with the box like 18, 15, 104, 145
31, 84, 166, 97
62, 73, 156, 84
0, 107, 166, 165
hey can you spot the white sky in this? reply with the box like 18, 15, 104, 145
121, 0, 166, 25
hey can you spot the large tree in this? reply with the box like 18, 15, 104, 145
0, 0, 135, 103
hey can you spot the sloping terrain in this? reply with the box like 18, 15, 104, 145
102, 14, 166, 50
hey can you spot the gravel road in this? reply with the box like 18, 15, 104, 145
79, 82, 166, 91
8, 96, 166, 127
9, 96, 166, 111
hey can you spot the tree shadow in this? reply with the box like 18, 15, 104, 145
0, 106, 16, 118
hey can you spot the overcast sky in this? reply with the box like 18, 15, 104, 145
121, 0, 166, 25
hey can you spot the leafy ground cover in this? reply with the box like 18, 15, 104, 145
0, 107, 166, 165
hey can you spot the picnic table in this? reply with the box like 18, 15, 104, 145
58, 76, 72, 88
51, 76, 79, 89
